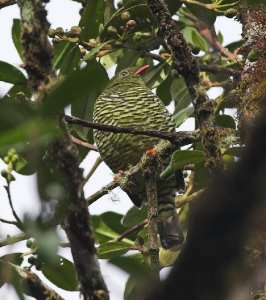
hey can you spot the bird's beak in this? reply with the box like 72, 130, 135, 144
134, 65, 149, 75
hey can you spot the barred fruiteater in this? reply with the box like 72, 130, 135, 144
93, 65, 184, 249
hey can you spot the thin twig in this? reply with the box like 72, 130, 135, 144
59, 242, 70, 248
176, 189, 204, 208
199, 64, 240, 78
111, 219, 148, 243
4, 183, 23, 230
87, 181, 118, 205
79, 156, 103, 199
70, 134, 98, 151
82, 156, 102, 188
0, 218, 17, 226
143, 51, 240, 78
144, 51, 165, 62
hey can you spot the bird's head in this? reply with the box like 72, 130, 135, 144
107, 65, 149, 89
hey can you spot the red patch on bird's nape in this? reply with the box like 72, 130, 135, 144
146, 149, 157, 156
134, 65, 149, 75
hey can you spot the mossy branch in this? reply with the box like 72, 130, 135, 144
147, 0, 224, 175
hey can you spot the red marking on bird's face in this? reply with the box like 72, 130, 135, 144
134, 65, 149, 75
146, 149, 157, 156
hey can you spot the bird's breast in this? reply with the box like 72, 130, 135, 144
93, 87, 175, 172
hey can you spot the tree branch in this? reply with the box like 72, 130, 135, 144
48, 137, 109, 300
0, 218, 17, 226
17, 0, 54, 91
4, 183, 23, 230
147, 0, 224, 174
0, 233, 27, 248
111, 219, 148, 243
17, 1, 109, 298
64, 115, 200, 145
8, 264, 63, 300
142, 152, 160, 279
87, 181, 118, 205
175, 189, 204, 208
199, 64, 240, 78
0, 0, 16, 9
70, 135, 98, 151
87, 139, 188, 206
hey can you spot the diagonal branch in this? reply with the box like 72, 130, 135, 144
4, 263, 64, 300
87, 181, 118, 205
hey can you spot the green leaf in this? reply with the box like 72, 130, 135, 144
23, 216, 59, 264
182, 27, 208, 52
42, 256, 78, 291
192, 160, 210, 191
217, 31, 223, 45
246, 0, 266, 7
0, 118, 58, 155
110, 253, 150, 277
60, 45, 82, 75
42, 61, 108, 117
92, 213, 134, 244
79, 0, 104, 40
224, 147, 244, 157
0, 98, 36, 132
0, 98, 57, 154
166, 0, 182, 15
122, 205, 147, 228
98, 241, 131, 259
124, 275, 139, 300
174, 106, 194, 127
0, 260, 25, 299
156, 74, 173, 105
160, 150, 205, 179
12, 19, 24, 62
171, 77, 192, 113
71, 60, 109, 141
186, 0, 216, 27
1, 84, 31, 101
142, 60, 171, 90
0, 61, 27, 85
53, 42, 75, 70
225, 39, 244, 53
101, 49, 123, 70
215, 114, 236, 129
92, 215, 119, 243
191, 28, 209, 52
0, 253, 23, 266
116, 49, 140, 73
100, 212, 127, 235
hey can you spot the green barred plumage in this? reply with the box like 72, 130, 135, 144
93, 67, 184, 249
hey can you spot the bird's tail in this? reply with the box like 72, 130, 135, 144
157, 203, 184, 249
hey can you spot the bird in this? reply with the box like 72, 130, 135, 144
93, 65, 184, 249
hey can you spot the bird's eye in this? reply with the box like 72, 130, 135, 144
119, 70, 130, 77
